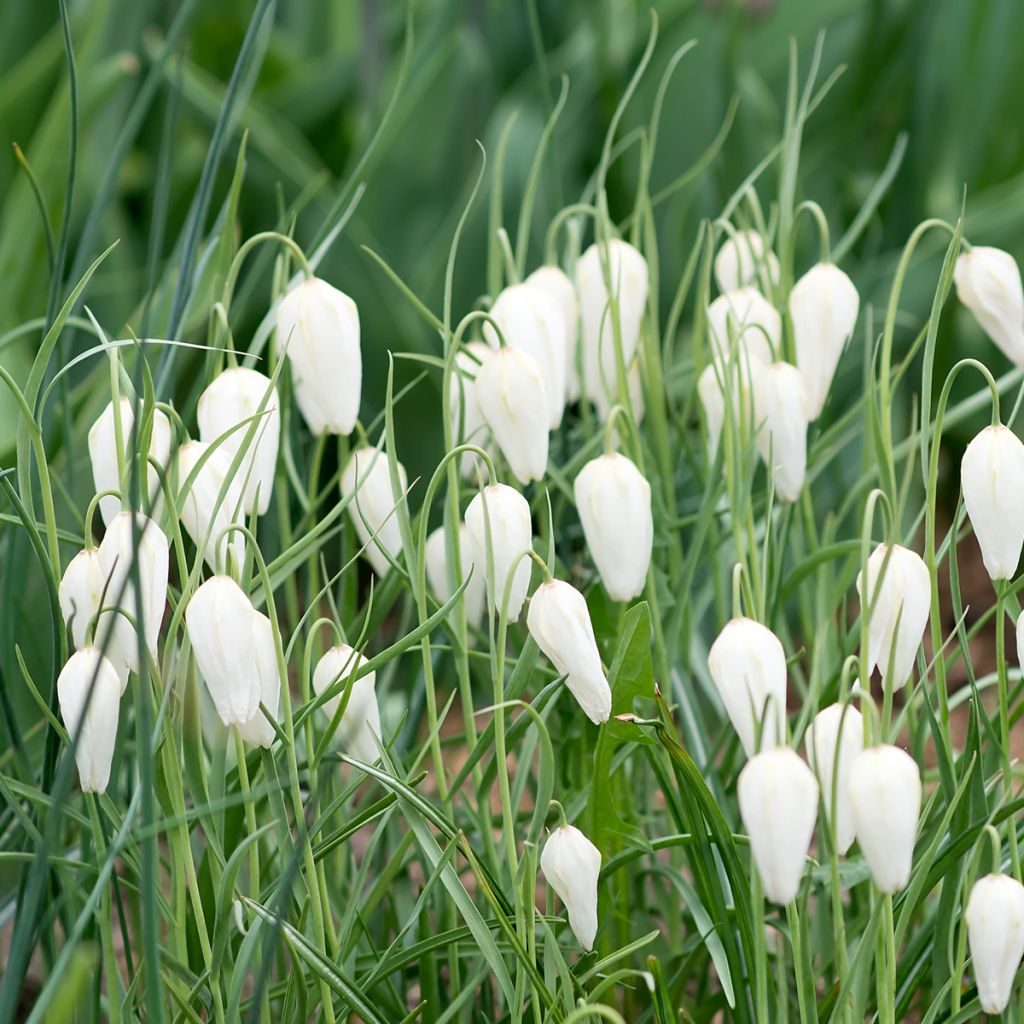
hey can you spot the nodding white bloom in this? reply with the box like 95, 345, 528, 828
576, 238, 649, 402
474, 347, 549, 485
805, 704, 864, 855
1017, 609, 1024, 670
848, 745, 922, 893
450, 341, 491, 478
197, 367, 280, 516
752, 362, 811, 503
527, 265, 579, 402
966, 873, 1024, 1014
961, 425, 1024, 580
528, 579, 612, 725
954, 247, 1024, 366
714, 230, 780, 293
177, 441, 246, 574
574, 453, 653, 602
697, 364, 736, 459
276, 276, 361, 436
341, 447, 407, 578
707, 617, 787, 757
57, 648, 122, 793
60, 549, 105, 650
540, 824, 602, 950
465, 483, 533, 623
425, 523, 486, 626
484, 283, 566, 429
790, 262, 859, 419
855, 544, 930, 692
707, 287, 781, 368
312, 644, 382, 763
233, 607, 281, 749
88, 398, 172, 526
738, 748, 819, 905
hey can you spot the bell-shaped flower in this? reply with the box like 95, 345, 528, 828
276, 276, 361, 435
573, 452, 652, 602
527, 265, 579, 402
966, 873, 1024, 1014
848, 744, 921, 893
738, 747, 819, 904
527, 579, 612, 724
752, 362, 811, 503
698, 364, 727, 459
954, 247, 1024, 366
450, 341, 491, 478
425, 523, 486, 627
474, 346, 549, 484
59, 548, 105, 650
465, 483, 533, 623
57, 647, 122, 793
855, 544, 930, 691
805, 703, 864, 855
714, 230, 780, 293
707, 617, 787, 757
707, 287, 780, 368
176, 441, 246, 574
197, 367, 280, 515
313, 644, 382, 763
233, 607, 281, 749
540, 824, 602, 950
88, 398, 172, 526
961, 424, 1024, 580
790, 262, 859, 419
341, 447, 407, 577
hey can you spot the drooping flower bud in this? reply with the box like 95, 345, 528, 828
197, 367, 280, 516
789, 262, 859, 419
425, 523, 486, 627
707, 617, 787, 757
177, 441, 246, 574
340, 447, 407, 577
527, 579, 612, 724
526, 265, 579, 402
855, 544, 930, 691
738, 747, 819, 904
59, 549, 105, 650
233, 607, 281, 749
276, 276, 361, 435
540, 824, 602, 950
450, 341, 491, 478
954, 247, 1024, 366
752, 362, 811, 503
474, 347, 549, 484
88, 398, 172, 526
573, 453, 652, 602
697, 364, 730, 459
465, 483, 532, 623
848, 744, 922, 893
714, 230, 780, 294
313, 644, 382, 763
707, 287, 780, 368
966, 873, 1024, 1014
805, 703, 864, 855
57, 647, 122, 793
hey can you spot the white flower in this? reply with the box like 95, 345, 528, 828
590, 355, 645, 427
276, 276, 361, 435
540, 824, 602, 950
341, 447, 407, 578
738, 747, 819, 904
465, 483, 533, 623
425, 523, 486, 626
176, 441, 246, 574
449, 341, 491, 478
966, 873, 1024, 1014
312, 644, 382, 763
805, 703, 864, 855
197, 367, 280, 515
526, 265, 579, 402
233, 607, 281, 749
573, 452, 652, 602
752, 362, 811, 503
707, 617, 787, 757
57, 648, 122, 793
59, 549, 105, 650
714, 231, 780, 293
954, 247, 1024, 366
707, 287, 780, 368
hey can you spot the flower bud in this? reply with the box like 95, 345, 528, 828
954, 247, 1024, 366
855, 544, 930, 691
573, 452, 652, 602
88, 398, 172, 526
707, 287, 780, 368
805, 704, 863, 855
484, 283, 566, 429
197, 367, 280, 515
789, 262, 859, 419
962, 424, 1024, 580
576, 239, 649, 402
233, 607, 281, 749
474, 346, 549, 484
752, 362, 811, 503
313, 644, 382, 763
177, 441, 246, 573
707, 617, 787, 757
738, 747, 818, 904
848, 744, 921, 893
526, 265, 579, 402
57, 648, 122, 793
540, 824, 602, 950
527, 579, 612, 725
59, 549, 105, 650
276, 276, 361, 435
425, 523, 486, 627
450, 341, 491, 478
697, 364, 732, 459
966, 873, 1024, 1014
465, 483, 532, 623
341, 447, 407, 577
714, 231, 780, 293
